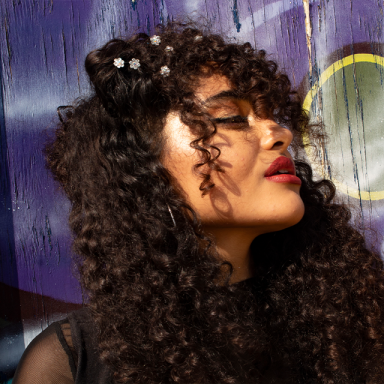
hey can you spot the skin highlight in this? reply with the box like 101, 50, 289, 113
162, 74, 305, 282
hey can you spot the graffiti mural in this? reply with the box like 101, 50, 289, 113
1, 0, 384, 381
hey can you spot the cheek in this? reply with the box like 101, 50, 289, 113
162, 114, 202, 193
214, 138, 260, 186
163, 113, 194, 160
166, 130, 195, 156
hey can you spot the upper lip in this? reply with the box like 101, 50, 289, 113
264, 156, 296, 177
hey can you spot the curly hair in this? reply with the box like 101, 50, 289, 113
46, 23, 384, 383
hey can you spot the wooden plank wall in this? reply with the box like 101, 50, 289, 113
1, 0, 383, 380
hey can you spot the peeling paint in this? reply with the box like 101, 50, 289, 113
303, 0, 312, 74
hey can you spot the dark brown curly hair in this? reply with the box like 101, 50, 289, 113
46, 23, 384, 383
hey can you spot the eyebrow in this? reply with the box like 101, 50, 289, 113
202, 90, 246, 105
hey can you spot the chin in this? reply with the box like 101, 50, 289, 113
269, 201, 305, 233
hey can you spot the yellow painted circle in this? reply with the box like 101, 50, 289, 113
303, 54, 384, 201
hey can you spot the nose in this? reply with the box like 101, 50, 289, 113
258, 119, 293, 152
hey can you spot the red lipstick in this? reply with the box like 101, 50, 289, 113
264, 156, 302, 185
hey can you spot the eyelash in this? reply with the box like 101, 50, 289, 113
211, 115, 249, 125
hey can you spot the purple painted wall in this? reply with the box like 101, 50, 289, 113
1, 0, 384, 379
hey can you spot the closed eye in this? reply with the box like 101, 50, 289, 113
211, 115, 248, 125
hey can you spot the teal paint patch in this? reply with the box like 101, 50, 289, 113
321, 61, 384, 195
305, 55, 384, 201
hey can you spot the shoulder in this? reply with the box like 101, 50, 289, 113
13, 307, 112, 384
13, 317, 75, 384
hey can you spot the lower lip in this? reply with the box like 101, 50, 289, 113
265, 174, 302, 185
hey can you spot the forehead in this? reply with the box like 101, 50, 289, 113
194, 74, 233, 102
194, 73, 252, 114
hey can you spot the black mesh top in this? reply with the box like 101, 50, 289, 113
13, 308, 112, 384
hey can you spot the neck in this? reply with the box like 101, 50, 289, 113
203, 226, 258, 284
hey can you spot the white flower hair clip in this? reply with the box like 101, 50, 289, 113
150, 35, 161, 45
129, 58, 140, 69
160, 66, 170, 77
113, 58, 125, 68
194, 35, 203, 41
165, 46, 174, 52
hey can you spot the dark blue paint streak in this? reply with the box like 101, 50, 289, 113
232, 0, 241, 33
0, 51, 18, 294
0, 321, 25, 379
0, 50, 24, 381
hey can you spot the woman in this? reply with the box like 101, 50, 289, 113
13, 23, 384, 383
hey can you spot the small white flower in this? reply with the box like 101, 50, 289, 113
194, 35, 203, 41
160, 65, 170, 77
165, 46, 174, 52
113, 58, 125, 68
129, 58, 140, 69
150, 35, 161, 45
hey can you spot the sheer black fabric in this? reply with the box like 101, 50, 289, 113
13, 308, 112, 384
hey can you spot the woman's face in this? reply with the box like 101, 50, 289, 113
162, 74, 305, 236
